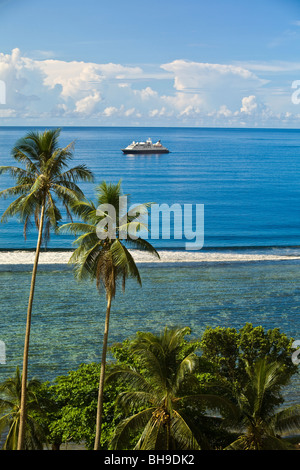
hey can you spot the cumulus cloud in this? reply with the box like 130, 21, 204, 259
0, 49, 145, 120
240, 95, 258, 114
133, 86, 158, 100
160, 59, 266, 117
103, 106, 119, 117
0, 49, 298, 127
161, 59, 264, 92
75, 91, 102, 115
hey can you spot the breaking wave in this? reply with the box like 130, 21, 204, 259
0, 246, 299, 271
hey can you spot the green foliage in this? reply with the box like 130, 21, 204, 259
0, 367, 48, 450
106, 327, 236, 450
2, 323, 298, 450
199, 322, 297, 394
225, 358, 300, 450
37, 363, 124, 450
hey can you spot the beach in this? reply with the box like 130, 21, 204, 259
0, 248, 300, 271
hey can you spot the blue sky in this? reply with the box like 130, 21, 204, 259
0, 0, 300, 127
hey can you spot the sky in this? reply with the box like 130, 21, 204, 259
0, 0, 300, 127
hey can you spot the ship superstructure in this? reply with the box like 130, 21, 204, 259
122, 138, 169, 154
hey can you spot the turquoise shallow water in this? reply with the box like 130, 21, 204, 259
0, 260, 299, 405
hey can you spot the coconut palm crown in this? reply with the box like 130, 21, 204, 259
0, 367, 46, 450
0, 128, 94, 242
227, 358, 300, 450
60, 180, 159, 293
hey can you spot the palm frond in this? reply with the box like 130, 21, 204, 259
1, 195, 31, 223
45, 192, 62, 230
0, 183, 33, 200
1, 128, 94, 245
272, 404, 300, 434
110, 408, 155, 450
51, 183, 83, 205
59, 164, 95, 183
134, 413, 162, 450
181, 393, 238, 420
58, 222, 96, 236
67, 199, 97, 223
110, 239, 142, 286
0, 165, 31, 179
175, 353, 199, 390
171, 410, 201, 450
106, 367, 153, 395
125, 237, 160, 258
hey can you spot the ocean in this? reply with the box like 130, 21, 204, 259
1, 126, 300, 249
0, 127, 299, 404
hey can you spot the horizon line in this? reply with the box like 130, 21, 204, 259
0, 125, 300, 131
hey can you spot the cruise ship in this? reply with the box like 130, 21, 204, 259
122, 138, 170, 154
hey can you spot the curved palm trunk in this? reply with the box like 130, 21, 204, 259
94, 293, 112, 450
17, 204, 45, 450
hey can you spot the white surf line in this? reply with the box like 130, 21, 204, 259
0, 250, 299, 266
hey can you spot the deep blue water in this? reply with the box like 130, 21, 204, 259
0, 126, 300, 250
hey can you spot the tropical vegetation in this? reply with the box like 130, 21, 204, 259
106, 326, 236, 450
226, 358, 300, 450
0, 367, 47, 450
1, 324, 298, 450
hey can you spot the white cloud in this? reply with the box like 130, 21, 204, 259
149, 107, 168, 117
124, 107, 136, 117
161, 60, 265, 91
133, 86, 158, 100
75, 91, 102, 114
157, 59, 270, 124
0, 49, 299, 127
216, 105, 232, 117
103, 106, 118, 117
240, 95, 258, 114
0, 108, 17, 117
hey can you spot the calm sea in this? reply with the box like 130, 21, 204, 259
0, 127, 299, 404
0, 126, 300, 250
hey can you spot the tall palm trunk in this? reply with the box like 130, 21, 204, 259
17, 204, 45, 450
94, 293, 112, 450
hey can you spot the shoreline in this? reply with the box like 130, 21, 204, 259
0, 249, 299, 271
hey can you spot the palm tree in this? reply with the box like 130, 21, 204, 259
0, 367, 47, 450
226, 358, 300, 450
106, 326, 236, 450
0, 128, 94, 449
58, 180, 160, 450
